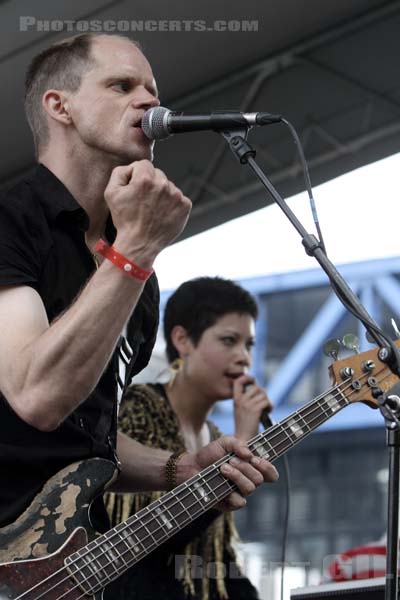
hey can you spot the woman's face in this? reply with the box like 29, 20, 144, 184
183, 312, 256, 400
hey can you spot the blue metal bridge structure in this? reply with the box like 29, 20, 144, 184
159, 255, 400, 435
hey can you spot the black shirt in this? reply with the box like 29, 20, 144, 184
0, 165, 159, 529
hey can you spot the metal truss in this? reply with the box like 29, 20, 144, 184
167, 0, 400, 225
162, 256, 400, 434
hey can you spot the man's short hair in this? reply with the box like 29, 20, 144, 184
24, 33, 138, 155
163, 277, 259, 363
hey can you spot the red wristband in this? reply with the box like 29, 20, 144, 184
94, 240, 153, 281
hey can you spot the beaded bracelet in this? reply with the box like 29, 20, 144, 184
165, 450, 187, 491
94, 239, 153, 282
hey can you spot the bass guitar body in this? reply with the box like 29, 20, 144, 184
0, 458, 117, 600
1, 341, 397, 599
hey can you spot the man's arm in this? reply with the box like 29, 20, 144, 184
0, 268, 152, 431
114, 431, 279, 510
0, 161, 191, 431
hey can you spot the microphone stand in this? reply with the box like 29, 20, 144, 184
218, 127, 400, 600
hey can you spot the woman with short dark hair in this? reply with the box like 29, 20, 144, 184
106, 276, 273, 600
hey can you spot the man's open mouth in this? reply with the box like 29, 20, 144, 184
224, 372, 244, 380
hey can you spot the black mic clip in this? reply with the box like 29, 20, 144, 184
378, 382, 400, 430
220, 129, 256, 165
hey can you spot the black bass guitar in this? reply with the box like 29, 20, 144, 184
0, 343, 395, 599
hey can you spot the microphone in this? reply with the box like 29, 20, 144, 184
260, 407, 274, 430
243, 382, 274, 429
141, 106, 282, 140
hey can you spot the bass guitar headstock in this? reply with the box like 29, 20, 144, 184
329, 341, 400, 408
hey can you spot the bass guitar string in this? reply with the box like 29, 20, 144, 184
13, 368, 386, 600
15, 371, 377, 600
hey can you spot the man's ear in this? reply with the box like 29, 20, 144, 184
42, 89, 72, 126
170, 325, 192, 358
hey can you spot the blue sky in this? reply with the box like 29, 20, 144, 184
154, 152, 400, 290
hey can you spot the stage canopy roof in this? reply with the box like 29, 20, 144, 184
1, 0, 399, 238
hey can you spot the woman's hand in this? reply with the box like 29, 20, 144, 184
233, 375, 273, 441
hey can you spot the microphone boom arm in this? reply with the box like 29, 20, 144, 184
220, 127, 400, 600
220, 128, 397, 361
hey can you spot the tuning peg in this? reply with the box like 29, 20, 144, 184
342, 333, 360, 354
391, 318, 400, 339
322, 338, 341, 361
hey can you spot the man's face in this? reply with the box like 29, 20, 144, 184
67, 36, 159, 163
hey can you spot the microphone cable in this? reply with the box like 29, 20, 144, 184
278, 117, 400, 369
280, 117, 326, 256
260, 410, 291, 600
